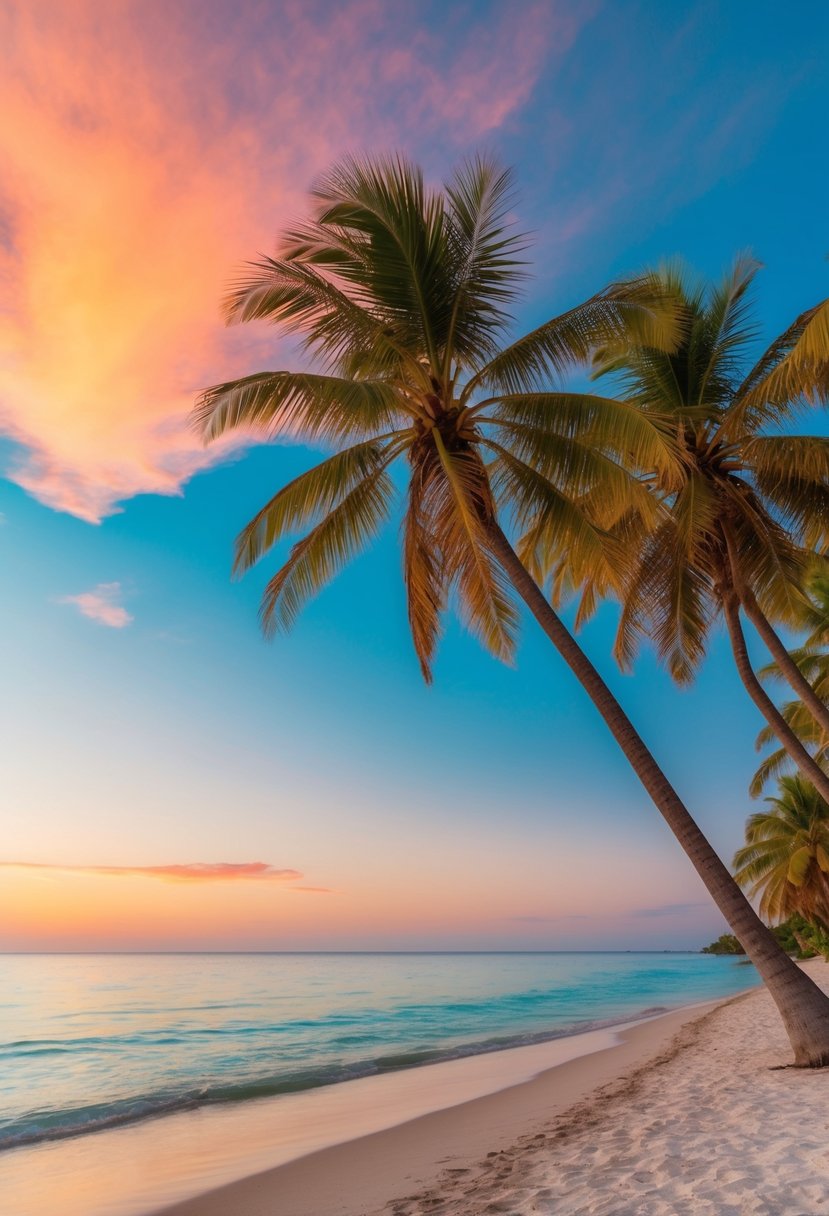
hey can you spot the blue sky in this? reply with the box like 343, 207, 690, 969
1, 0, 827, 949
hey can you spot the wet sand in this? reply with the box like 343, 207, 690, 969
159, 961, 829, 1216
154, 1001, 725, 1216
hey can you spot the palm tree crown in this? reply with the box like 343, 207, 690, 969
734, 774, 829, 927
595, 258, 829, 685
195, 154, 677, 678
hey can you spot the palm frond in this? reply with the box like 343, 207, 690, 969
731, 297, 829, 433
287, 154, 451, 371
259, 466, 395, 635
402, 458, 446, 682
750, 748, 796, 798
483, 419, 659, 524
233, 435, 406, 576
747, 435, 829, 547
613, 517, 713, 683
462, 276, 683, 399
442, 155, 528, 375
429, 434, 518, 663
733, 774, 829, 922
483, 441, 613, 585
694, 253, 760, 408
481, 391, 682, 480
222, 257, 422, 379
194, 372, 405, 444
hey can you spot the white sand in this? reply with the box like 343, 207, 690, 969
5, 963, 828, 1216
381, 958, 829, 1216
0, 1003, 714, 1216
158, 960, 829, 1216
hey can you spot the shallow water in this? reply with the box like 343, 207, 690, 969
0, 951, 757, 1150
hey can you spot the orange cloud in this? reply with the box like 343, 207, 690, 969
58, 581, 132, 627
0, 1, 566, 521
0, 861, 306, 883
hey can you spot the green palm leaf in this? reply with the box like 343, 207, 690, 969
442, 155, 528, 375
195, 372, 405, 444
430, 433, 518, 663
260, 466, 395, 636
463, 276, 683, 399
732, 297, 829, 433
403, 459, 446, 682
734, 775, 829, 924
233, 436, 406, 576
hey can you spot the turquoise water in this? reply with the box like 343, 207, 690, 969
0, 952, 757, 1150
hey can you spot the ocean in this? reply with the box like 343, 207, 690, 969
0, 951, 757, 1153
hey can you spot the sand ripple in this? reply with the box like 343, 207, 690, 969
383, 960, 829, 1216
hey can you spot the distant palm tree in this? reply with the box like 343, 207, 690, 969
734, 775, 829, 929
196, 155, 829, 1063
590, 260, 829, 808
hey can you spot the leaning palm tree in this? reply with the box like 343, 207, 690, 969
592, 260, 829, 809
196, 155, 829, 1063
734, 775, 829, 930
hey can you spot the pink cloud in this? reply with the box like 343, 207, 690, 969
1, 861, 307, 883
59, 581, 133, 628
0, 1, 569, 522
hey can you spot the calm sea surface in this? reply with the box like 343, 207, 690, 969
0, 952, 757, 1151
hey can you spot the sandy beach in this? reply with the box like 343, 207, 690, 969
157, 960, 829, 1216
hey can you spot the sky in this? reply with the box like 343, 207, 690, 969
1, 0, 827, 951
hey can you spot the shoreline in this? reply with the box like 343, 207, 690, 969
154, 960, 828, 1216
152, 995, 739, 1216
0, 992, 744, 1216
0, 999, 720, 1154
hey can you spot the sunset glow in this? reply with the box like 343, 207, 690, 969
1, 2, 827, 952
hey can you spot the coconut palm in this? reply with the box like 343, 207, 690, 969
196, 155, 829, 1063
734, 775, 829, 929
590, 260, 829, 809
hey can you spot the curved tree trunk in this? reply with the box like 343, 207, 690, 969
721, 590, 829, 808
487, 521, 829, 1066
741, 592, 829, 739
721, 526, 829, 741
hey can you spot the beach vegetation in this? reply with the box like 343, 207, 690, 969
703, 918, 829, 960
734, 774, 829, 931
771, 914, 829, 960
701, 933, 746, 955
196, 154, 829, 1064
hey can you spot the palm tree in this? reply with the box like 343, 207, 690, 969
734, 775, 829, 930
592, 260, 829, 809
196, 155, 829, 1064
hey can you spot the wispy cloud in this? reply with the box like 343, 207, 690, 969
1, 861, 308, 883
58, 582, 132, 628
0, 0, 566, 522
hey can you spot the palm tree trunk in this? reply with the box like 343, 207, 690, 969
742, 592, 829, 738
721, 590, 829, 808
721, 525, 829, 741
487, 521, 829, 1066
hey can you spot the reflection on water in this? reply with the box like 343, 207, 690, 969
0, 952, 758, 1215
